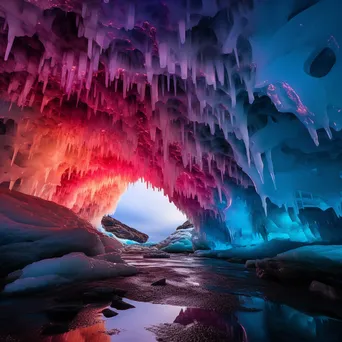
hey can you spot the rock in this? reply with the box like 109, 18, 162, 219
105, 329, 121, 336
309, 281, 340, 300
42, 323, 70, 335
102, 308, 118, 318
143, 252, 170, 259
83, 286, 127, 303
176, 220, 194, 230
123, 245, 158, 254
157, 228, 194, 253
99, 235, 123, 253
46, 304, 82, 322
228, 257, 246, 264
101, 216, 149, 243
5, 269, 23, 284
255, 245, 342, 286
151, 278, 167, 286
83, 287, 115, 303
191, 235, 213, 251
245, 260, 256, 269
0, 189, 111, 277
110, 296, 135, 310
112, 288, 127, 297
94, 253, 124, 263
91, 286, 117, 295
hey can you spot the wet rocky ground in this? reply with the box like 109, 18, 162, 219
1, 254, 342, 341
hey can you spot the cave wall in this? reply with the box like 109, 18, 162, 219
0, 0, 341, 246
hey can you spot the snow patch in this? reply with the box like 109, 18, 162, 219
4, 252, 137, 294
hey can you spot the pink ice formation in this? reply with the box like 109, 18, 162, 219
0, 0, 342, 246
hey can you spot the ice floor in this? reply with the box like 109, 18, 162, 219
1, 254, 342, 342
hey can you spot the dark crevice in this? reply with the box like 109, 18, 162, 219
308, 47, 336, 78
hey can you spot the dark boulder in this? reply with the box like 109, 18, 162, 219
101, 216, 149, 243
110, 296, 135, 310
143, 252, 170, 259
45, 304, 82, 322
151, 278, 167, 286
176, 220, 194, 230
102, 308, 118, 318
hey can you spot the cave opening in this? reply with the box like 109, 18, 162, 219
106, 179, 187, 243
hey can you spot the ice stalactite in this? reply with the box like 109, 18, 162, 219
0, 0, 341, 247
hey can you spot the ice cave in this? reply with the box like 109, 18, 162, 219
1, 0, 342, 341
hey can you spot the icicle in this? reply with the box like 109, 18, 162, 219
105, 68, 109, 88
325, 126, 332, 139
11, 146, 19, 166
40, 96, 49, 113
78, 52, 87, 80
78, 22, 85, 37
9, 180, 15, 191
167, 73, 171, 92
76, 87, 82, 107
161, 76, 165, 96
159, 43, 168, 68
205, 62, 216, 88
217, 184, 222, 203
173, 75, 177, 96
180, 56, 187, 80
208, 155, 212, 173
233, 47, 240, 68
265, 150, 276, 190
88, 39, 93, 59
236, 104, 251, 167
82, 3, 87, 18
86, 60, 94, 90
38, 54, 46, 74
18, 75, 35, 107
253, 152, 264, 183
215, 59, 224, 86
308, 127, 319, 146
44, 168, 50, 182
93, 47, 100, 72
145, 51, 153, 84
191, 59, 197, 85
5, 23, 16, 61
29, 93, 35, 107
123, 74, 127, 98
42, 77, 49, 94
230, 82, 236, 108
261, 195, 268, 216
178, 20, 186, 44
140, 82, 146, 101
126, 3, 135, 30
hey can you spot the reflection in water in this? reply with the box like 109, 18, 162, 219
174, 307, 247, 341
103, 299, 185, 341
45, 323, 110, 342
1, 295, 342, 341
237, 296, 342, 342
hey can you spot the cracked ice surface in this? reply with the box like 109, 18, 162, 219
0, 0, 341, 246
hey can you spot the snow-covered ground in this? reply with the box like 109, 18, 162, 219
254, 244, 342, 296
194, 239, 310, 260
0, 189, 137, 294
4, 252, 137, 293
